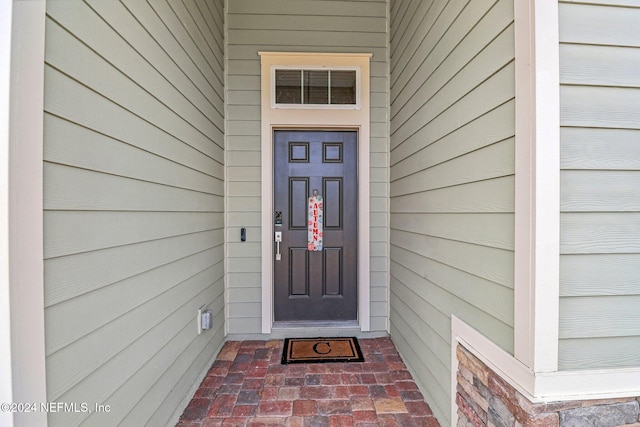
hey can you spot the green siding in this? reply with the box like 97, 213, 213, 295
43, 1, 225, 426
559, 1, 640, 370
389, 0, 515, 424
226, 0, 390, 334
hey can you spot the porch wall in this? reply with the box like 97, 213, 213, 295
43, 1, 225, 426
389, 0, 516, 424
558, 1, 640, 370
225, 0, 390, 335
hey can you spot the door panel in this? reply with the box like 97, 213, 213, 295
323, 178, 342, 229
289, 178, 309, 229
274, 130, 357, 321
289, 248, 309, 296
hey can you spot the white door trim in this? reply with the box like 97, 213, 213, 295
259, 52, 372, 334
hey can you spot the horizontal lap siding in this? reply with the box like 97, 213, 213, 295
226, 0, 389, 334
43, 1, 225, 426
389, 0, 515, 424
559, 1, 640, 370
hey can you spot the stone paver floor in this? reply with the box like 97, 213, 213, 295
176, 337, 440, 426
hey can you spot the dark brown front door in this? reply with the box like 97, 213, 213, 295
274, 130, 357, 321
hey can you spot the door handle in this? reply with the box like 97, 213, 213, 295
275, 231, 282, 261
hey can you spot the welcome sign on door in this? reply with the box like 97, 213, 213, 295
308, 191, 323, 251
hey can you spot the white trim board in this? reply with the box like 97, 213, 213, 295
259, 52, 372, 334
451, 316, 640, 424
2, 2, 48, 427
0, 2, 14, 424
513, 0, 560, 373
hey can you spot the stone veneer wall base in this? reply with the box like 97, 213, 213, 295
456, 344, 640, 427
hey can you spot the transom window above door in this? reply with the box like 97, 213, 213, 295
272, 67, 359, 109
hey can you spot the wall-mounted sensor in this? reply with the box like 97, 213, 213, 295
241, 227, 246, 242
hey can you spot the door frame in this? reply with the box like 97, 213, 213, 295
259, 52, 372, 333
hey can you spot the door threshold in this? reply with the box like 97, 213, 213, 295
227, 321, 388, 340
273, 320, 359, 329
268, 320, 368, 339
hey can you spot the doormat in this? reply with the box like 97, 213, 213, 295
281, 337, 364, 364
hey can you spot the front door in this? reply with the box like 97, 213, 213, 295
274, 130, 357, 322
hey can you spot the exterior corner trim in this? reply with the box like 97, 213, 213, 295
3, 1, 48, 426
513, 0, 561, 373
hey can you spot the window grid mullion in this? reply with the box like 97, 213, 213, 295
328, 70, 332, 105
301, 70, 305, 104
